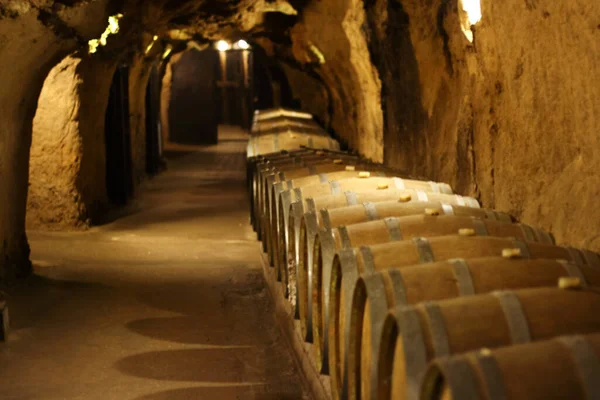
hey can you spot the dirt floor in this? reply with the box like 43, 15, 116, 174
0, 126, 310, 400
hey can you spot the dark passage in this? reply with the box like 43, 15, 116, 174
105, 65, 134, 205
168, 49, 219, 145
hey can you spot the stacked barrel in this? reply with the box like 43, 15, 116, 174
248, 108, 600, 400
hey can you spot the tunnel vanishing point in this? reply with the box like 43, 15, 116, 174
0, 0, 599, 399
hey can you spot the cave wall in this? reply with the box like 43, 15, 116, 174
279, 0, 600, 251
285, 0, 385, 161
0, 3, 110, 280
28, 54, 117, 230
364, 0, 600, 251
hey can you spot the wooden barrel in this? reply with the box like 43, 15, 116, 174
310, 215, 552, 376
265, 169, 394, 269
354, 258, 600, 400
284, 191, 480, 323
277, 178, 463, 277
251, 116, 321, 133
254, 107, 314, 122
258, 158, 380, 244
266, 170, 436, 271
248, 148, 342, 228
326, 236, 600, 400
258, 158, 371, 254
422, 332, 600, 400
247, 131, 339, 158
253, 152, 360, 225
298, 202, 510, 373
384, 287, 600, 400
252, 122, 325, 137
253, 152, 359, 237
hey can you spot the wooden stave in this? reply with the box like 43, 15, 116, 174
249, 148, 347, 230
421, 332, 600, 400
311, 214, 552, 378
306, 203, 512, 375
386, 287, 600, 400
258, 156, 364, 260
278, 183, 472, 289
265, 163, 422, 267
326, 236, 600, 400
254, 153, 359, 240
267, 168, 436, 275
290, 193, 481, 343
353, 258, 600, 400
286, 192, 481, 336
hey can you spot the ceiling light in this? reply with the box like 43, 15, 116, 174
237, 40, 250, 50
216, 40, 231, 52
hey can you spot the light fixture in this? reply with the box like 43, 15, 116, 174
237, 40, 250, 50
216, 40, 231, 52
88, 13, 124, 54
459, 0, 482, 42
145, 35, 159, 54
162, 44, 173, 60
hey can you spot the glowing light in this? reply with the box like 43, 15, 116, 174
162, 45, 173, 60
237, 40, 250, 50
462, 0, 482, 25
216, 40, 231, 52
145, 35, 159, 54
88, 13, 124, 54
459, 0, 482, 42
309, 43, 326, 65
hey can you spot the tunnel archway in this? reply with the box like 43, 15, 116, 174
168, 48, 220, 145
105, 65, 134, 205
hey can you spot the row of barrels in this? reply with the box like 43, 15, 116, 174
248, 108, 600, 400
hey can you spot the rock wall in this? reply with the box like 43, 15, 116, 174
28, 54, 117, 230
0, 3, 110, 280
361, 0, 600, 251
284, 0, 385, 161
278, 0, 600, 251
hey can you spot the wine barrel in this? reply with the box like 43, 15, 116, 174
258, 158, 382, 245
258, 157, 372, 255
299, 202, 510, 373
247, 131, 339, 158
311, 215, 552, 375
266, 170, 432, 271
422, 332, 600, 400
284, 191, 480, 321
353, 258, 600, 400
251, 117, 322, 134
254, 107, 314, 122
277, 178, 461, 279
253, 152, 360, 223
248, 148, 344, 227
253, 152, 359, 238
326, 236, 600, 400
384, 287, 600, 400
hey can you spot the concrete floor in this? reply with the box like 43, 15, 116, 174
0, 127, 310, 400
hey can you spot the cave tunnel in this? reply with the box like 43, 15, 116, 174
1, 1, 600, 399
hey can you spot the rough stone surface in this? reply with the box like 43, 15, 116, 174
361, 0, 600, 251
28, 54, 117, 230
286, 0, 385, 161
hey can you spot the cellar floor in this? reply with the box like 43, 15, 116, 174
0, 126, 310, 400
